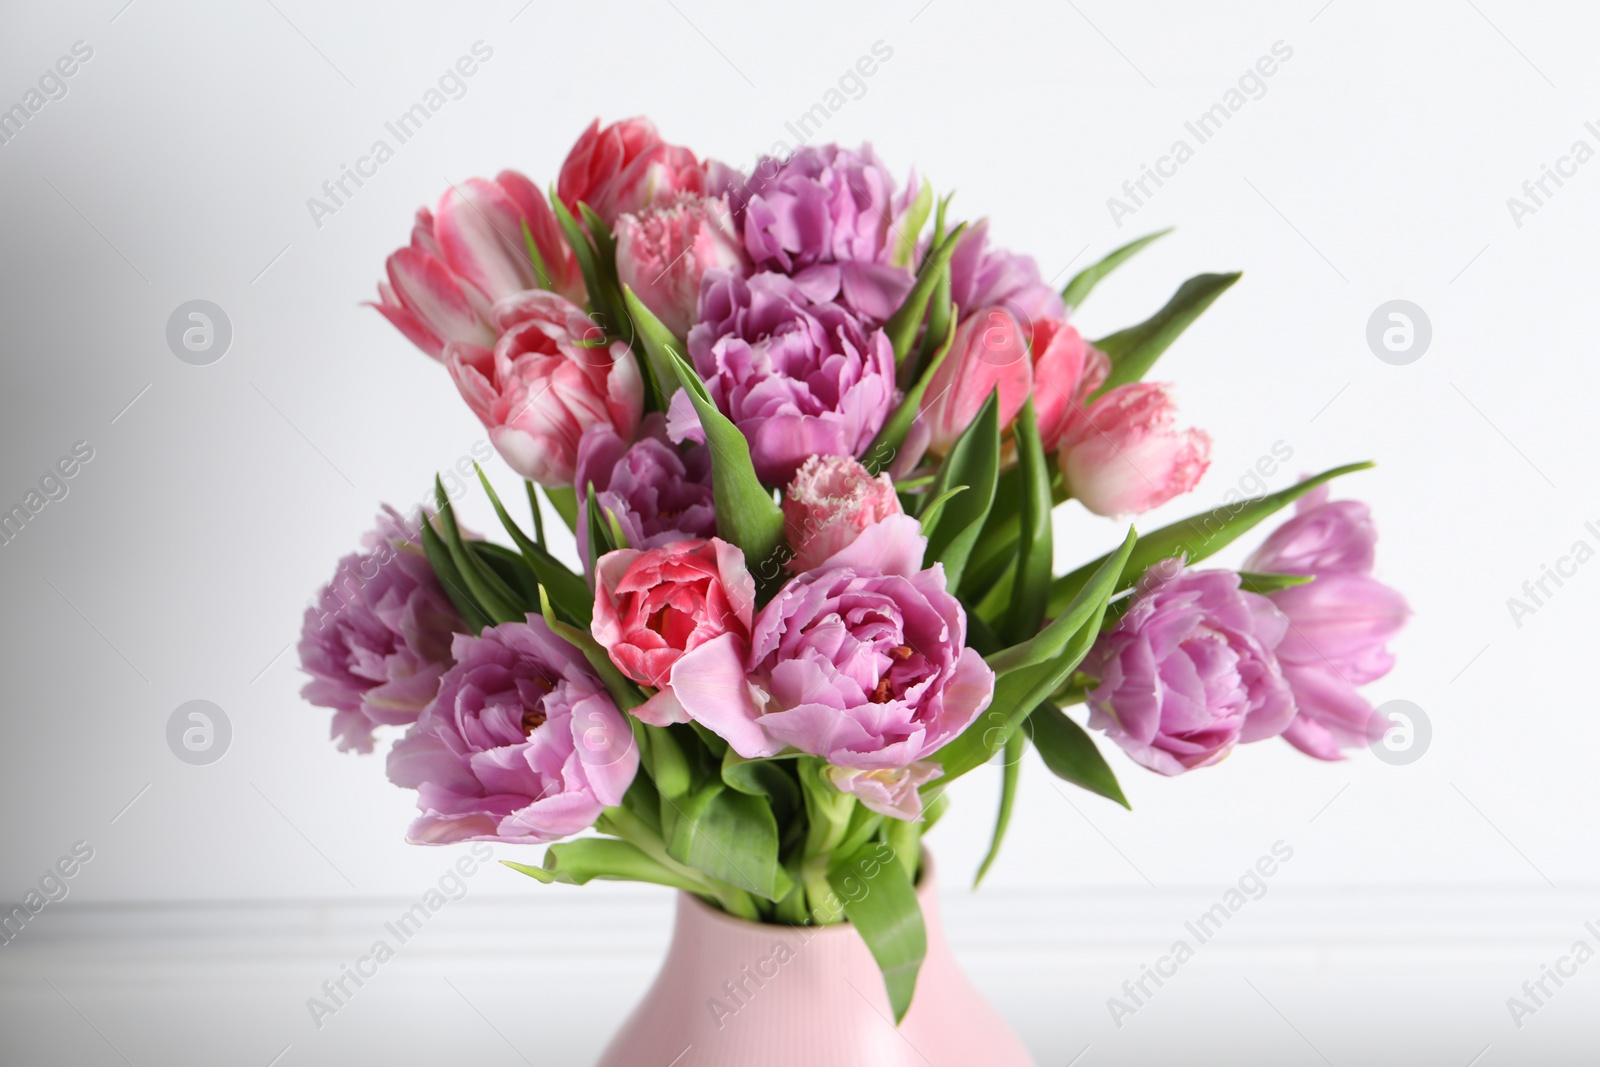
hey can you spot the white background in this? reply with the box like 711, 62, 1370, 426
2, 0, 1597, 1063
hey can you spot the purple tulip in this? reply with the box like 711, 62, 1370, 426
574, 415, 716, 571
1246, 488, 1410, 760
1084, 560, 1295, 775
669, 514, 994, 770
721, 144, 918, 322
678, 269, 897, 486
386, 615, 638, 845
947, 220, 1065, 333
298, 507, 464, 754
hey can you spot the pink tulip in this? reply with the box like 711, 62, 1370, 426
1246, 488, 1411, 760
1058, 382, 1211, 516
370, 172, 583, 360
446, 291, 643, 487
558, 117, 704, 226
1030, 318, 1110, 451
670, 514, 994, 770
917, 307, 1034, 456
826, 762, 943, 821
591, 538, 756, 696
782, 454, 902, 573
434, 171, 583, 305
614, 195, 746, 337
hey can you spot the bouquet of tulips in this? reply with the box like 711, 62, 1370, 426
299, 117, 1409, 1020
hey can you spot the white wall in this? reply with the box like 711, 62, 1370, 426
1, 0, 1596, 1060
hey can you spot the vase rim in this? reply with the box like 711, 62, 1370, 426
675, 847, 937, 935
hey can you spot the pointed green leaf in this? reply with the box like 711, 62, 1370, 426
1093, 272, 1241, 394
535, 586, 644, 711
974, 730, 1025, 887
721, 748, 801, 817
989, 527, 1136, 675
829, 840, 926, 1023
418, 518, 492, 633
1003, 398, 1053, 645
1047, 461, 1373, 615
866, 306, 957, 476
884, 223, 966, 365
1238, 571, 1317, 595
1061, 227, 1173, 309
890, 179, 934, 268
519, 218, 553, 292
433, 478, 524, 624
541, 485, 579, 532
666, 781, 791, 902
474, 464, 592, 627
502, 839, 708, 894
921, 390, 1000, 589
654, 342, 785, 565
935, 529, 1135, 786
1027, 703, 1128, 808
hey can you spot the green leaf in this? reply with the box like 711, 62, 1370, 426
526, 481, 546, 545
721, 748, 801, 817
471, 541, 542, 607
474, 463, 592, 627
829, 840, 926, 1024
543, 485, 579, 532
502, 839, 708, 894
913, 483, 967, 534
654, 340, 785, 566
519, 218, 553, 292
585, 480, 621, 565
1027, 703, 1128, 808
1238, 571, 1317, 595
973, 730, 1025, 887
921, 390, 1000, 589
434, 478, 523, 624
988, 526, 1137, 675
549, 191, 626, 338
1047, 461, 1373, 615
1003, 398, 1052, 645
644, 723, 693, 799
864, 306, 957, 476
1094, 272, 1241, 394
1061, 227, 1173, 309
666, 781, 791, 902
883, 223, 966, 365
418, 518, 492, 633
936, 529, 1136, 785
890, 179, 934, 269
535, 586, 644, 711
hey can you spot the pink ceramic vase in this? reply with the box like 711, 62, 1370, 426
595, 853, 1036, 1066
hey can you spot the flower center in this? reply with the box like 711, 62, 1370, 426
869, 676, 895, 703
521, 706, 548, 735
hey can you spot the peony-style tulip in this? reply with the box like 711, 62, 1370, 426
447, 290, 643, 487
1030, 317, 1110, 451
558, 117, 704, 226
826, 762, 943, 821
1058, 382, 1211, 516
370, 173, 582, 360
591, 539, 757, 727
723, 144, 919, 322
298, 507, 465, 754
782, 454, 902, 573
1084, 561, 1295, 776
1246, 488, 1410, 760
678, 269, 896, 486
386, 615, 637, 844
669, 514, 995, 770
573, 417, 716, 571
614, 194, 746, 337
916, 306, 1034, 456
947, 220, 1066, 334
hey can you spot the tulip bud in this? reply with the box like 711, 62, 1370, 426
614, 195, 745, 337
558, 117, 703, 225
917, 306, 1033, 456
782, 454, 902, 573
1058, 382, 1211, 516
